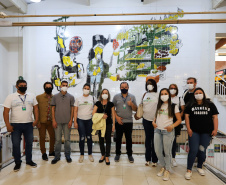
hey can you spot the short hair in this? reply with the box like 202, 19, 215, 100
146, 79, 157, 92
99, 88, 111, 102
120, 82, 129, 88
187, 77, 197, 83
169, 84, 178, 96
61, 80, 68, 85
83, 83, 90, 89
43, 82, 53, 89
16, 79, 27, 86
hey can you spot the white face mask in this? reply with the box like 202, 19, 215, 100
83, 89, 90, 95
187, 84, 194, 90
147, 85, 154, 91
61, 87, 68, 92
161, 95, 169, 102
195, 94, 204, 100
102, 94, 108, 100
169, 89, 176, 95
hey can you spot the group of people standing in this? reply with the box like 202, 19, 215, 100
3, 77, 219, 182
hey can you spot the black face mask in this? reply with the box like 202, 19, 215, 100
45, 88, 53, 94
121, 88, 128, 94
18, 87, 27, 93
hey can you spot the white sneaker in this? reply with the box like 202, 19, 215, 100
172, 158, 177, 167
157, 168, 165, 177
185, 171, 192, 180
88, 155, 94, 162
197, 168, 205, 176
163, 171, 170, 181
151, 162, 157, 167
145, 161, 150, 166
78, 155, 84, 163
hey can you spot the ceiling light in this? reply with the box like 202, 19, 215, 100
30, 0, 41, 3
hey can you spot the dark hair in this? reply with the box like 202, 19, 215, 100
43, 82, 53, 89
187, 77, 197, 83
155, 88, 174, 118
99, 88, 111, 102
61, 80, 68, 85
16, 79, 27, 86
189, 87, 209, 107
146, 79, 157, 92
169, 84, 178, 96
83, 83, 90, 89
120, 82, 129, 88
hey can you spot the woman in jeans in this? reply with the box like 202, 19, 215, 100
74, 83, 97, 163
169, 84, 185, 167
135, 79, 158, 166
184, 88, 218, 180
153, 88, 181, 181
92, 89, 115, 165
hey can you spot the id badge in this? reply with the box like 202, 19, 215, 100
22, 105, 26, 111
123, 104, 126, 109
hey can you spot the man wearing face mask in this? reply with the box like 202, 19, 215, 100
51, 81, 75, 164
36, 82, 55, 161
113, 82, 137, 163
3, 79, 39, 172
182, 77, 197, 105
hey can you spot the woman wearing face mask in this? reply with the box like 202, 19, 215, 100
74, 83, 97, 163
135, 79, 158, 167
184, 88, 218, 180
169, 84, 185, 167
92, 89, 115, 165
152, 88, 181, 181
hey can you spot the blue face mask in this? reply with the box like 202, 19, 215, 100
121, 88, 128, 94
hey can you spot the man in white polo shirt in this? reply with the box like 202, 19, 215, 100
3, 79, 39, 172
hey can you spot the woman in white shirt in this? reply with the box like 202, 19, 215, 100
135, 79, 158, 167
169, 84, 185, 167
152, 88, 181, 181
74, 83, 97, 163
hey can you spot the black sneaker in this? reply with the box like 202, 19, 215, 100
66, 156, 72, 163
26, 161, 37, 168
51, 158, 60, 164
114, 155, 120, 162
42, 153, 48, 161
14, 163, 21, 172
128, 156, 134, 163
49, 151, 55, 157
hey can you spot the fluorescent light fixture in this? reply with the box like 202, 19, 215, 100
30, 0, 41, 2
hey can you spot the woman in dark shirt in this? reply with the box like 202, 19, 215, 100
92, 89, 115, 165
184, 88, 219, 180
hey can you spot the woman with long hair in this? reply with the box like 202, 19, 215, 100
135, 79, 158, 166
153, 88, 181, 181
184, 88, 218, 180
92, 89, 115, 165
169, 84, 185, 167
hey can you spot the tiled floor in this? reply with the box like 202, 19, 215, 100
0, 151, 224, 185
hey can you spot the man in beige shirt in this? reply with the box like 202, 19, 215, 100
36, 82, 55, 161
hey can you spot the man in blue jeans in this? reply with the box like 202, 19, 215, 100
51, 81, 74, 164
3, 79, 39, 172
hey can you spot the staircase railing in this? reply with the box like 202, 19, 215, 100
215, 74, 226, 100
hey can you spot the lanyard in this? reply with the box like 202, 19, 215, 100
121, 95, 128, 104
19, 95, 27, 104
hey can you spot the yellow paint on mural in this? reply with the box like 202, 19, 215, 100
63, 56, 73, 67
94, 47, 103, 58
55, 78, 61, 86
110, 76, 117, 81
113, 52, 120, 56
57, 36, 65, 48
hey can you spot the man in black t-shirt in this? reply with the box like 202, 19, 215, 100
182, 77, 197, 105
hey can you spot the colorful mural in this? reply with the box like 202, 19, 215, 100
51, 8, 184, 97
51, 17, 85, 90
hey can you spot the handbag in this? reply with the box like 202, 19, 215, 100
136, 92, 147, 118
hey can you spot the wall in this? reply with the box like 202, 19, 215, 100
1, 0, 226, 132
